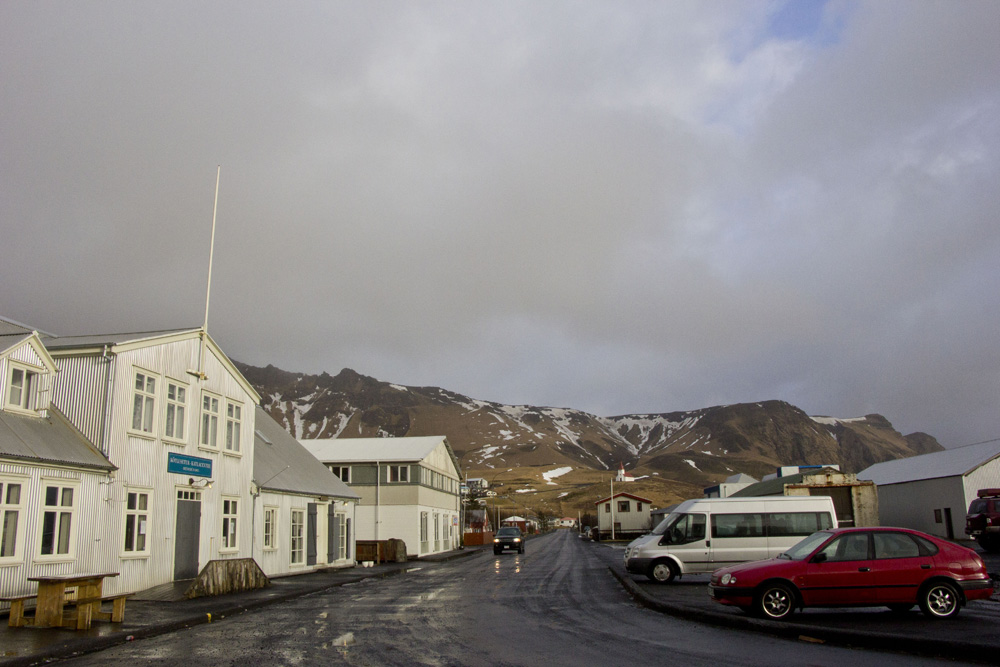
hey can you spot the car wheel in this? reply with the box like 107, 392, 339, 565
754, 582, 796, 620
519, 546, 524, 554
647, 560, 677, 584
887, 604, 913, 613
919, 581, 961, 619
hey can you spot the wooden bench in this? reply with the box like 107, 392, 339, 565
1, 595, 36, 628
65, 593, 133, 629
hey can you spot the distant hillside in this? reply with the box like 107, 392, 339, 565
235, 362, 943, 513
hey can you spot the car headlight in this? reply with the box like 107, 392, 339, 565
721, 573, 736, 586
493, 538, 500, 543
514, 538, 521, 542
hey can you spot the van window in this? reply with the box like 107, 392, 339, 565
768, 512, 833, 537
657, 513, 706, 545
711, 513, 765, 538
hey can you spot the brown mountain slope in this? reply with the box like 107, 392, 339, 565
234, 363, 943, 514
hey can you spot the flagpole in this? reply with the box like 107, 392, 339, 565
204, 165, 221, 331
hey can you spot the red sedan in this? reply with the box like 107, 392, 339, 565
709, 527, 993, 619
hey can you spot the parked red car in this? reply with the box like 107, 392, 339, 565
709, 527, 993, 620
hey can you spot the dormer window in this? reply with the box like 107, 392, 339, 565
6, 365, 37, 413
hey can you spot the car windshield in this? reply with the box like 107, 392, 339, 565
779, 530, 834, 560
497, 528, 521, 537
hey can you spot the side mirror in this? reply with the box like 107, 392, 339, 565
811, 552, 828, 564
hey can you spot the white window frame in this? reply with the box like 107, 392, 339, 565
130, 369, 157, 435
225, 401, 242, 454
37, 480, 78, 561
163, 379, 188, 443
290, 509, 305, 564
263, 506, 278, 550
200, 391, 221, 449
0, 476, 27, 564
336, 513, 347, 560
388, 465, 409, 483
122, 487, 151, 557
5, 363, 39, 414
221, 497, 239, 552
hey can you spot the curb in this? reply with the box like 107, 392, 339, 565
608, 565, 997, 664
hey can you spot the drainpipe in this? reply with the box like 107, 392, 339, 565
375, 461, 380, 542
100, 345, 115, 456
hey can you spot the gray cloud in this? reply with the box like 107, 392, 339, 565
3, 1, 998, 447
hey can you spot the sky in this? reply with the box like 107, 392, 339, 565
2, 1, 998, 448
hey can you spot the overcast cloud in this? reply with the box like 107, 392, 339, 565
2, 1, 998, 447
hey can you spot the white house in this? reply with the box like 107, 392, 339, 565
595, 492, 653, 538
703, 473, 758, 498
858, 441, 1000, 539
301, 436, 461, 557
1, 320, 117, 599
251, 406, 359, 576
2, 315, 360, 603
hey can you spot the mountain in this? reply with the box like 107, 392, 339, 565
234, 363, 943, 514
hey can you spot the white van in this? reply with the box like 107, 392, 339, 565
623, 496, 837, 583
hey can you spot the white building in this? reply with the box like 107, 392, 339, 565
703, 473, 758, 498
858, 441, 1000, 539
2, 316, 358, 603
595, 492, 653, 538
302, 436, 461, 557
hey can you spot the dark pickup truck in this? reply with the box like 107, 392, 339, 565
966, 488, 1000, 552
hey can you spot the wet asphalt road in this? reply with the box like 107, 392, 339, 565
62, 530, 978, 666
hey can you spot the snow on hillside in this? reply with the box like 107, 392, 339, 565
542, 466, 572, 484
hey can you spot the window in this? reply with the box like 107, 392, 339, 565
6, 366, 37, 412
1, 479, 24, 561
39, 483, 76, 557
200, 393, 220, 448
711, 513, 766, 539
767, 512, 833, 537
221, 498, 238, 550
420, 511, 429, 554
327, 465, 350, 483
164, 381, 187, 441
388, 465, 408, 483
336, 513, 347, 560
637, 502, 643, 512
290, 509, 304, 564
225, 402, 242, 453
618, 501, 631, 513
263, 507, 277, 550
874, 531, 931, 559
123, 490, 149, 554
605, 503, 611, 513
934, 509, 943, 523
131, 371, 156, 433
818, 532, 870, 562
659, 513, 707, 545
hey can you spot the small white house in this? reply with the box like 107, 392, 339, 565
251, 406, 359, 576
858, 441, 1000, 539
301, 436, 461, 557
595, 492, 653, 538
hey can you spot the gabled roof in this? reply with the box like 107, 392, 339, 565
43, 327, 260, 403
253, 406, 358, 500
858, 440, 1000, 486
301, 435, 458, 470
0, 407, 115, 472
595, 492, 653, 505
0, 318, 59, 375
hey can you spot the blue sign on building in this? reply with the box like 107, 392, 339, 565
167, 452, 213, 477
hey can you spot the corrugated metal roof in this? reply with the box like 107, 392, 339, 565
301, 435, 451, 464
0, 408, 115, 471
253, 406, 358, 499
857, 440, 1000, 486
43, 328, 200, 350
